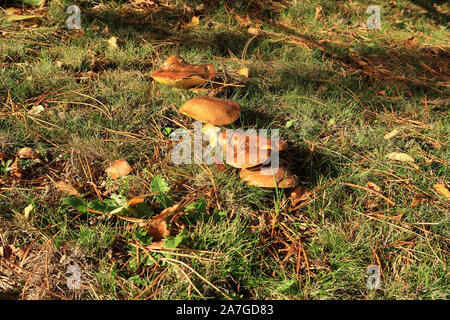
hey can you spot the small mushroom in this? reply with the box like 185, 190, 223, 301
179, 96, 241, 125
151, 55, 216, 89
240, 161, 298, 188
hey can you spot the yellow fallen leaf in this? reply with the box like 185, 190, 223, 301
106, 159, 133, 179
247, 27, 260, 36
315, 6, 323, 20
187, 16, 200, 27
434, 184, 450, 199
237, 67, 249, 77
23, 204, 33, 220
107, 36, 118, 50
384, 129, 400, 140
386, 152, 414, 163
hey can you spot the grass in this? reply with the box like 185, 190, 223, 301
0, 0, 449, 300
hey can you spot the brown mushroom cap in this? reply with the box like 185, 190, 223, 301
151, 69, 210, 89
151, 56, 216, 89
162, 55, 187, 69
224, 144, 272, 169
179, 96, 241, 125
217, 130, 288, 152
240, 161, 298, 188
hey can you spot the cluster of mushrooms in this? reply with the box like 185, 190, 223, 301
151, 56, 298, 189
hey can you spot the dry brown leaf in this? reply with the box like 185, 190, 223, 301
55, 180, 80, 196
107, 36, 118, 50
411, 193, 426, 207
386, 152, 414, 163
153, 204, 181, 220
384, 129, 400, 140
9, 158, 22, 179
247, 27, 260, 36
237, 67, 249, 77
236, 14, 251, 26
18, 147, 41, 161
314, 6, 323, 20
405, 37, 419, 48
289, 186, 310, 206
0, 245, 14, 260
434, 184, 450, 199
106, 159, 133, 179
147, 219, 170, 248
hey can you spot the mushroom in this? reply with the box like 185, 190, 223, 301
201, 124, 221, 147
239, 161, 298, 188
217, 130, 288, 153
179, 96, 241, 125
151, 55, 216, 89
224, 144, 272, 169
201, 125, 289, 169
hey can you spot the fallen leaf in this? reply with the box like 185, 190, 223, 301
23, 203, 33, 220
106, 160, 133, 179
247, 27, 260, 36
405, 36, 419, 48
187, 16, 200, 27
375, 90, 386, 95
153, 204, 181, 220
236, 14, 251, 26
107, 36, 118, 50
364, 198, 379, 210
434, 184, 450, 199
9, 158, 22, 179
6, 11, 44, 22
386, 152, 414, 163
146, 219, 170, 248
410, 193, 426, 207
315, 6, 323, 20
237, 67, 249, 77
18, 147, 41, 161
384, 129, 400, 140
55, 180, 81, 196
28, 104, 44, 115
0, 245, 14, 260
289, 186, 310, 206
